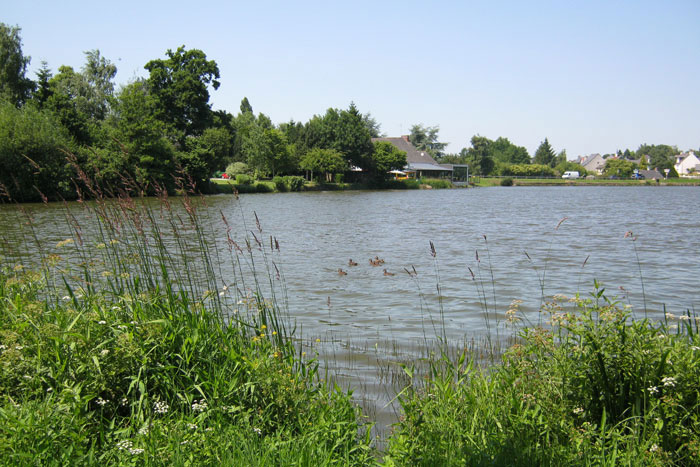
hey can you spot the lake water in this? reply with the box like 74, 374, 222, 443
2, 186, 699, 436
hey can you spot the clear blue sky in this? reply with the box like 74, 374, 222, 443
5, 0, 700, 158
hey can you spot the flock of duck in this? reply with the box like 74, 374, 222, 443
338, 257, 394, 276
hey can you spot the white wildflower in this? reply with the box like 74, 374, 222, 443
0, 344, 7, 351
98, 320, 107, 325
22, 375, 32, 380
679, 315, 690, 321
253, 427, 262, 435
62, 296, 70, 300
665, 312, 676, 320
662, 376, 676, 388
100, 349, 110, 356
120, 397, 128, 406
191, 399, 208, 413
138, 426, 149, 436
650, 444, 659, 452
573, 407, 584, 415
116, 440, 133, 451
205, 427, 214, 432
96, 397, 108, 406
128, 447, 144, 455
691, 346, 700, 351
154, 401, 169, 414
187, 423, 197, 430
648, 386, 659, 395
15, 345, 24, 350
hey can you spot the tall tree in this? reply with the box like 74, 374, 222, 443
461, 135, 494, 175
368, 141, 407, 179
636, 143, 677, 171
81, 50, 117, 120
33, 61, 53, 107
0, 23, 34, 106
144, 46, 220, 144
409, 124, 447, 158
533, 138, 557, 167
490, 136, 530, 164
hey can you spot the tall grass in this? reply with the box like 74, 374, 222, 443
385, 285, 700, 466
0, 177, 375, 465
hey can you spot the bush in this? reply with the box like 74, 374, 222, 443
420, 178, 453, 189
254, 182, 273, 193
272, 176, 287, 192
235, 174, 252, 185
500, 177, 514, 186
283, 176, 305, 192
386, 288, 700, 465
225, 162, 250, 178
500, 164, 556, 177
334, 173, 344, 184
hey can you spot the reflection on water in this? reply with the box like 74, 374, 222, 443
2, 186, 699, 439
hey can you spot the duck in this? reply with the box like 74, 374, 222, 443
383, 269, 395, 276
348, 259, 358, 266
374, 256, 385, 265
369, 258, 380, 266
338, 268, 348, 276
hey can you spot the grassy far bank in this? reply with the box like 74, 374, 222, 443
1, 188, 699, 465
475, 177, 700, 187
209, 177, 455, 193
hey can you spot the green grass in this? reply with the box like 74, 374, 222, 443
0, 188, 375, 465
475, 177, 700, 187
384, 286, 700, 466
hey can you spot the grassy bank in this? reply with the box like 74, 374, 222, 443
0, 191, 374, 465
210, 177, 437, 194
475, 177, 700, 187
385, 289, 700, 466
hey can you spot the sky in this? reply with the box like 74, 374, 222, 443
5, 0, 700, 158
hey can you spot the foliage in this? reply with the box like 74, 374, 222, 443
604, 158, 637, 178
235, 174, 252, 185
300, 148, 347, 182
459, 135, 495, 175
409, 124, 447, 159
0, 192, 375, 465
499, 164, 555, 177
283, 175, 305, 192
637, 144, 678, 171
225, 161, 250, 178
0, 101, 74, 201
554, 161, 587, 177
533, 138, 557, 167
419, 178, 453, 189
500, 177, 513, 186
369, 141, 407, 179
144, 46, 220, 143
386, 290, 700, 466
0, 23, 34, 106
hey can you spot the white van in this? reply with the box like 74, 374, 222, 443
562, 171, 580, 179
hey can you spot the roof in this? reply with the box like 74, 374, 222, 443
372, 136, 450, 171
639, 169, 663, 179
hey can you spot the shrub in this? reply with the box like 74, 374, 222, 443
225, 162, 250, 178
254, 182, 273, 193
386, 288, 700, 466
500, 164, 556, 177
272, 176, 287, 192
500, 177, 514, 186
235, 174, 252, 185
283, 176, 305, 192
420, 178, 453, 189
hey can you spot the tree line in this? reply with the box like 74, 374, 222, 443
0, 24, 407, 201
1, 23, 694, 201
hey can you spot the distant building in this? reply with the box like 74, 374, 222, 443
576, 154, 606, 175
674, 150, 700, 176
372, 136, 452, 178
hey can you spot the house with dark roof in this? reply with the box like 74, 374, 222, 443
576, 153, 606, 175
372, 136, 452, 178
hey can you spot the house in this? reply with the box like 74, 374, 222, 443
372, 136, 452, 179
576, 153, 606, 175
674, 150, 700, 176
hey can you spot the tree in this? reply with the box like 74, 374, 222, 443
409, 124, 447, 158
461, 135, 495, 175
144, 46, 220, 143
33, 61, 53, 107
239, 97, 253, 114
362, 112, 383, 138
636, 144, 677, 171
300, 148, 346, 182
533, 138, 556, 167
491, 137, 530, 165
603, 158, 637, 178
0, 101, 73, 201
0, 23, 34, 106
639, 155, 648, 170
368, 141, 407, 179
81, 50, 117, 120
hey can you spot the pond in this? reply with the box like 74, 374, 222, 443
2, 186, 699, 436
